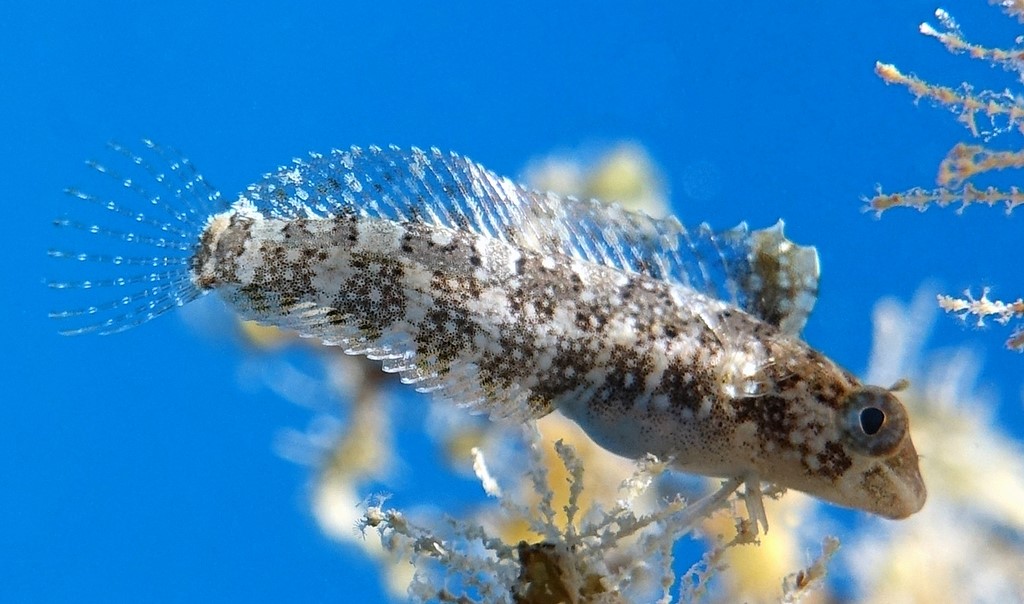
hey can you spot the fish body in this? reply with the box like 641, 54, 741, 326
51, 142, 926, 521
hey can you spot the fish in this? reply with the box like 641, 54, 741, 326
49, 141, 926, 528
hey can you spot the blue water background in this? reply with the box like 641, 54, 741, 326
2, 1, 1021, 601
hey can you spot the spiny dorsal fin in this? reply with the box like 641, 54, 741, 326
243, 145, 820, 335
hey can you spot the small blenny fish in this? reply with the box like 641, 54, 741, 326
50, 141, 926, 526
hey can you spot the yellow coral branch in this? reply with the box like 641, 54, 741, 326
992, 0, 1024, 23
875, 62, 1024, 138
938, 142, 1024, 186
866, 182, 1024, 214
1007, 328, 1024, 350
921, 9, 1024, 70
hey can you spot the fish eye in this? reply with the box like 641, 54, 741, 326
838, 387, 908, 456
859, 406, 885, 435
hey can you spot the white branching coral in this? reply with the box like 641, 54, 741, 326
937, 289, 1024, 350
356, 428, 758, 604
779, 537, 839, 604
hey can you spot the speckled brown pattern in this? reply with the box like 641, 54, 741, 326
52, 141, 928, 521
193, 187, 925, 519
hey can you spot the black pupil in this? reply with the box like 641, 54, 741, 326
860, 407, 886, 435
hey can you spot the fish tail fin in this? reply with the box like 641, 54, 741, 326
48, 140, 225, 335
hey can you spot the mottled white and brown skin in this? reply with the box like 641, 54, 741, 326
54, 143, 925, 522
194, 200, 925, 519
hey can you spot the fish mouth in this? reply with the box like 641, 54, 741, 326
862, 441, 927, 519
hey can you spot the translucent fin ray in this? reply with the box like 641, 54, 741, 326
46, 269, 188, 290
49, 141, 226, 335
52, 218, 195, 251
62, 188, 193, 239
47, 249, 194, 268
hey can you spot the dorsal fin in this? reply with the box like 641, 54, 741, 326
242, 146, 820, 335
527, 194, 820, 337
735, 221, 820, 336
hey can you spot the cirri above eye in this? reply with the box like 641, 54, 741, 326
838, 387, 909, 456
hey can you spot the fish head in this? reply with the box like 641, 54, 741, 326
823, 385, 926, 518
773, 384, 926, 519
